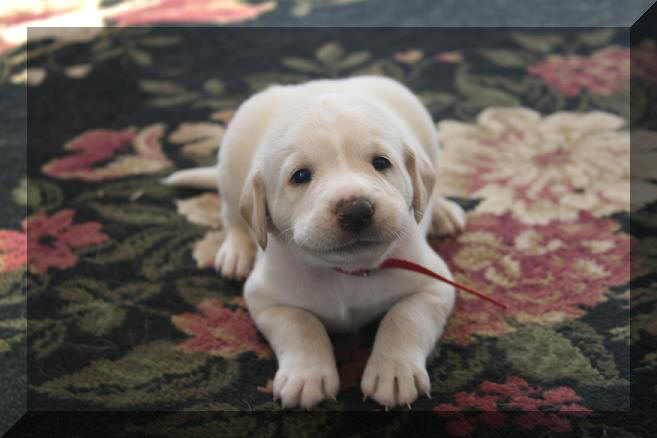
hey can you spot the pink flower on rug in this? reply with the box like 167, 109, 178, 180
172, 298, 272, 359
631, 39, 657, 82
437, 107, 629, 225
24, 209, 108, 273
432, 212, 631, 345
435, 51, 463, 63
434, 377, 591, 435
0, 230, 27, 272
109, 0, 275, 25
528, 46, 630, 96
42, 124, 172, 181
393, 49, 424, 64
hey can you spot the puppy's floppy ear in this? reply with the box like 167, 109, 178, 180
239, 170, 269, 250
403, 142, 436, 223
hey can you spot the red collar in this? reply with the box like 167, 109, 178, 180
335, 258, 507, 310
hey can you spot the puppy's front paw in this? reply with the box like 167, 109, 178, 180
214, 228, 256, 280
361, 353, 430, 409
430, 197, 466, 237
273, 363, 340, 409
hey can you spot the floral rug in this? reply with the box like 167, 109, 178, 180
1, 20, 656, 438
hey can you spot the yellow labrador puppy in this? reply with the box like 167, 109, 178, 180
164, 76, 465, 409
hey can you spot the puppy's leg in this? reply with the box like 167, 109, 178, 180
252, 306, 340, 409
215, 204, 256, 280
429, 193, 466, 237
361, 279, 455, 408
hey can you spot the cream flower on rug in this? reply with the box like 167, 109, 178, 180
437, 107, 630, 224
175, 193, 225, 268
168, 122, 225, 157
1, 0, 104, 53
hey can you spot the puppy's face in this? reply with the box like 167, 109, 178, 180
240, 94, 435, 268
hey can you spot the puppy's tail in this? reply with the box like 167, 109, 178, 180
161, 167, 218, 190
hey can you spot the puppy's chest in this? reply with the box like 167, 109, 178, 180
301, 275, 406, 334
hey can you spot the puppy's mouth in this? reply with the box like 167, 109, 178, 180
315, 239, 384, 254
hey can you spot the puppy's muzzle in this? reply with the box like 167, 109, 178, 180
336, 197, 374, 234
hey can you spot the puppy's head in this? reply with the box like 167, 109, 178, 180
239, 93, 435, 269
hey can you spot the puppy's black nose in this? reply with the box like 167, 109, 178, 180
336, 198, 374, 233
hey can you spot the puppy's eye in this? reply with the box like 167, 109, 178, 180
291, 168, 312, 184
372, 156, 391, 171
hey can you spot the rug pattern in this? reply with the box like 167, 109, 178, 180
1, 22, 656, 437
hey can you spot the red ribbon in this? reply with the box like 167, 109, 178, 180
335, 258, 507, 310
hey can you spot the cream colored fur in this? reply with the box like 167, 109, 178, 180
164, 76, 465, 409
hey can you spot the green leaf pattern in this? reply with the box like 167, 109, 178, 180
2, 28, 649, 433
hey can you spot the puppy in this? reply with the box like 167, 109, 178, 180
164, 76, 465, 409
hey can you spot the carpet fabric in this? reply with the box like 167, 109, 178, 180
0, 2, 655, 437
